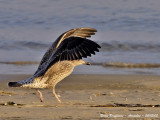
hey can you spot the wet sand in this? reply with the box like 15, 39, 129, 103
0, 74, 160, 120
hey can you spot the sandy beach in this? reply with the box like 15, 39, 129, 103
0, 74, 160, 120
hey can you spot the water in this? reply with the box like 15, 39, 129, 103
1, 0, 160, 75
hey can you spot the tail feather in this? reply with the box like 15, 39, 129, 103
8, 82, 22, 87
8, 76, 34, 87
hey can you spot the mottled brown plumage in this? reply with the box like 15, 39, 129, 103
8, 28, 100, 103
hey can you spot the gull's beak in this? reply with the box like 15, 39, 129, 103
85, 62, 91, 65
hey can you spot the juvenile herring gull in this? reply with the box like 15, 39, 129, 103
8, 28, 101, 103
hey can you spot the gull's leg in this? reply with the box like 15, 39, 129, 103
37, 89, 43, 102
53, 88, 61, 103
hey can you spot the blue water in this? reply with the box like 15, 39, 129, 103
1, 0, 160, 75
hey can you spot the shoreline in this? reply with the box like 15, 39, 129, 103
1, 63, 160, 75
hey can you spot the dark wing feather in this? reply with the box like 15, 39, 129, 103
34, 28, 97, 74
36, 37, 100, 77
74, 47, 82, 59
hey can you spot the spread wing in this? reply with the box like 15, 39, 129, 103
34, 28, 97, 74
36, 37, 101, 77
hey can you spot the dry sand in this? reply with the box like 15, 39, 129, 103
0, 74, 160, 120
